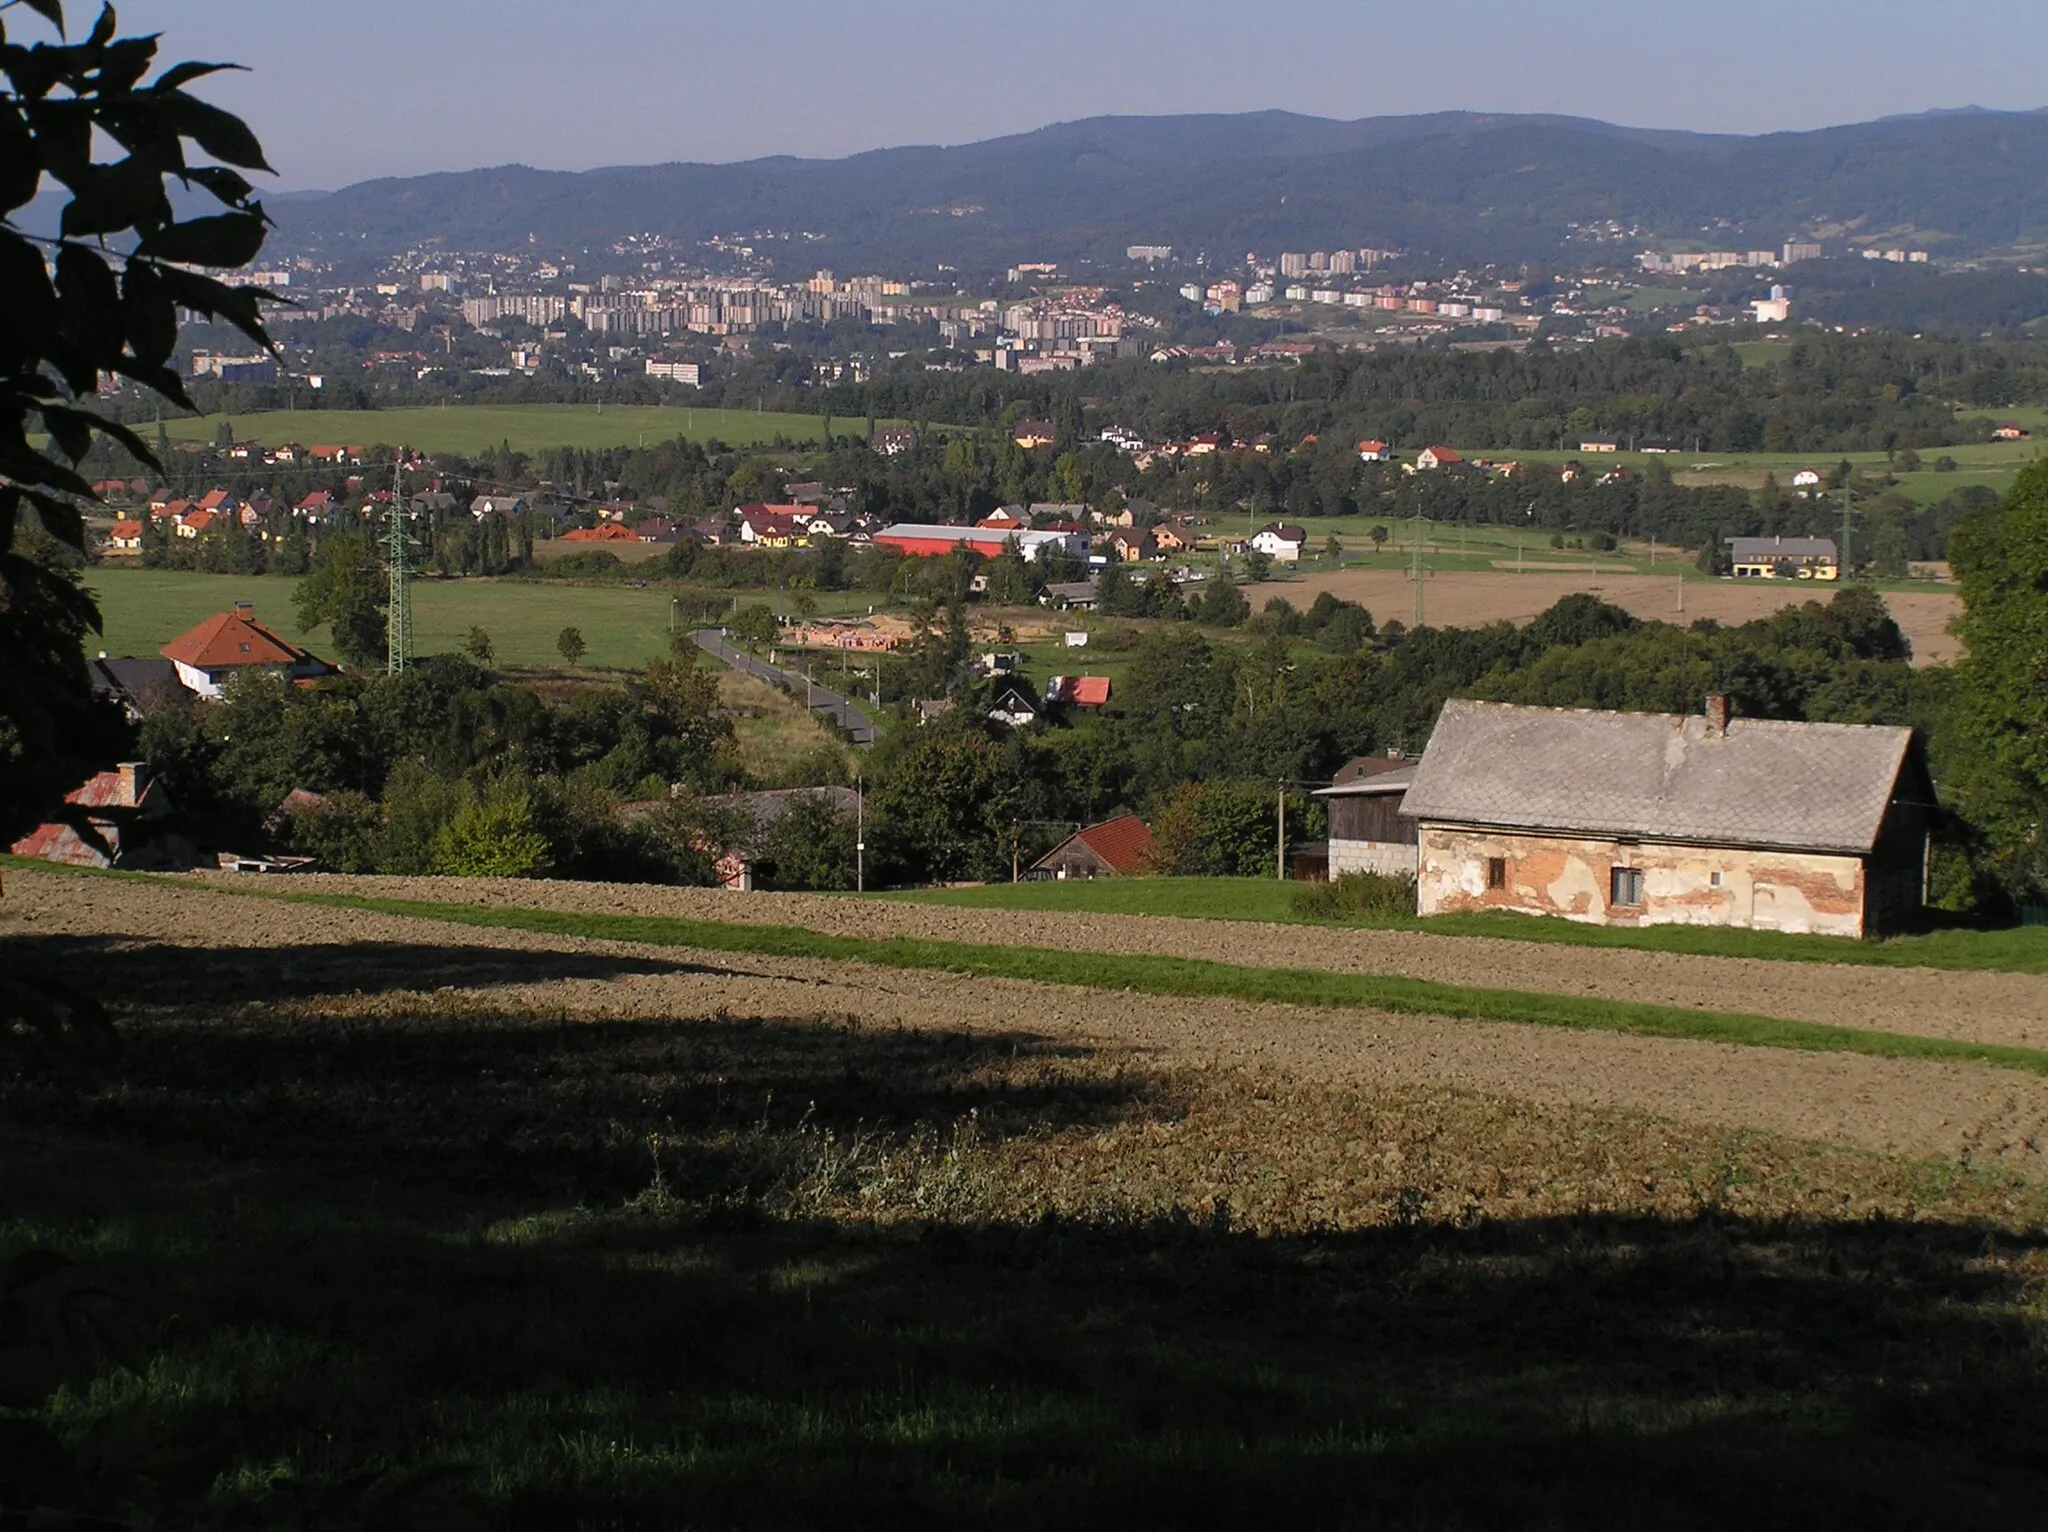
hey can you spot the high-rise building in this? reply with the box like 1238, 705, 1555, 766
1279, 252, 1307, 277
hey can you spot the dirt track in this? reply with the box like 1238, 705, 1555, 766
218, 872, 2048, 1052
9, 866, 2048, 1176
1246, 569, 1962, 665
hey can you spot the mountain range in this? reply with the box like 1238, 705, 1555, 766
261, 108, 2048, 275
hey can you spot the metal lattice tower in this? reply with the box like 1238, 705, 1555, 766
386, 459, 413, 674
1411, 510, 1426, 629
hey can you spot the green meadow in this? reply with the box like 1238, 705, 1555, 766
160, 403, 861, 456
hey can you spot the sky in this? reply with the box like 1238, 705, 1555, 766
92, 0, 2048, 191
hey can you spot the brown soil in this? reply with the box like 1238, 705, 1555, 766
223, 872, 2048, 1052
10, 866, 2048, 1177
1248, 568, 1962, 665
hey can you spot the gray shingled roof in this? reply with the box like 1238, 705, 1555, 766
1729, 536, 1837, 562
1400, 700, 1914, 854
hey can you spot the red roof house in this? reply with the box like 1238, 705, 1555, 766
161, 602, 334, 696
562, 521, 640, 542
9, 761, 194, 870
1029, 813, 1154, 879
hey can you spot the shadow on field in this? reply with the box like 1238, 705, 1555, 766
9, 940, 2048, 1529
0, 932, 773, 1004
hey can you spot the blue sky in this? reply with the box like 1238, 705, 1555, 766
94, 0, 2048, 190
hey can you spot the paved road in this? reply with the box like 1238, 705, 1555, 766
692, 629, 878, 746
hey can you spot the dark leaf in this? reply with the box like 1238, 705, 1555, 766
22, 483, 85, 547
119, 256, 177, 368
0, 232, 60, 343
151, 263, 274, 351
23, 98, 94, 187
156, 92, 274, 172
153, 58, 240, 93
54, 241, 124, 366
0, 1416, 82, 1500
91, 33, 156, 92
179, 163, 254, 210
59, 158, 174, 237
0, 104, 38, 213
84, 2, 116, 49
39, 402, 92, 462
135, 209, 268, 268
17, 0, 67, 36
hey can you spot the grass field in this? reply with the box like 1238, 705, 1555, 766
891, 876, 2048, 973
14, 866, 2048, 1525
160, 404, 868, 456
86, 567, 890, 672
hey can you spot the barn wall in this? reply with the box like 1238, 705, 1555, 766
1414, 825, 1869, 938
1330, 839, 1419, 877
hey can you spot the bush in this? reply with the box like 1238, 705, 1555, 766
1289, 871, 1418, 921
431, 786, 552, 878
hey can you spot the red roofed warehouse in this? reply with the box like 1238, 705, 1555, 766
1029, 814, 1154, 880
161, 602, 335, 698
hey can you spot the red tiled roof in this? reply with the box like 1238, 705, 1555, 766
562, 522, 639, 541
110, 520, 143, 539
1074, 814, 1153, 874
1424, 445, 1462, 462
1071, 676, 1111, 707
162, 608, 311, 672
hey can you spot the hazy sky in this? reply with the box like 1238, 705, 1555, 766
96, 0, 2048, 190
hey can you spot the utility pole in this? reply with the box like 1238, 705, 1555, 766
1276, 780, 1286, 881
856, 772, 865, 894
1410, 510, 1425, 628
1840, 479, 1855, 581
385, 458, 412, 675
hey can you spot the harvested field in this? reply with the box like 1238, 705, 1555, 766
1250, 568, 1963, 664
223, 872, 2048, 1052
12, 862, 2048, 1526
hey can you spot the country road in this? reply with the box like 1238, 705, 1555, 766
692, 628, 878, 745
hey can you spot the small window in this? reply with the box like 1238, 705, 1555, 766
1485, 856, 1507, 891
1710, 871, 1724, 888
1611, 866, 1644, 908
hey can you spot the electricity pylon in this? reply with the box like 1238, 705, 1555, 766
386, 458, 413, 674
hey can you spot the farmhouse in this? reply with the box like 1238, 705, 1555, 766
160, 603, 336, 697
1401, 697, 1932, 938
1993, 421, 2030, 441
1727, 535, 1839, 580
1012, 419, 1058, 449
1579, 436, 1621, 453
1413, 445, 1463, 471
1029, 814, 1154, 880
1314, 753, 1418, 877
1250, 523, 1308, 562
1357, 439, 1391, 462
9, 761, 196, 871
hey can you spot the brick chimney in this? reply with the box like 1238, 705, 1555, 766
117, 761, 145, 804
1704, 693, 1730, 737
235, 600, 254, 619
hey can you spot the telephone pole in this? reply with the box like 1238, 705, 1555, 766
1839, 479, 1856, 581
1276, 779, 1287, 881
386, 458, 413, 675
1410, 509, 1426, 628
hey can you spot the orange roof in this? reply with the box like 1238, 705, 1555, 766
198, 488, 231, 510
1424, 445, 1462, 462
110, 519, 143, 538
1071, 676, 1111, 706
180, 509, 217, 534
1074, 814, 1153, 874
562, 522, 639, 542
162, 607, 311, 672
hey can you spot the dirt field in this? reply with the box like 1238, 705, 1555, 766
14, 866, 2048, 1175
226, 872, 2048, 1050
1250, 569, 1963, 664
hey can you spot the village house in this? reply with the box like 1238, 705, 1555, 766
1314, 753, 1419, 877
1579, 436, 1621, 453
9, 761, 196, 871
1044, 675, 1111, 708
1012, 419, 1058, 449
1357, 439, 1391, 462
1401, 697, 1932, 938
1251, 523, 1308, 562
1413, 445, 1463, 472
978, 506, 1027, 531
1105, 529, 1156, 562
1727, 535, 1839, 580
1993, 421, 2031, 441
736, 504, 811, 547
106, 519, 144, 552
987, 682, 1040, 730
470, 494, 528, 520
1791, 468, 1823, 492
1151, 524, 1189, 553
872, 427, 919, 456
160, 603, 336, 697
1029, 814, 1154, 880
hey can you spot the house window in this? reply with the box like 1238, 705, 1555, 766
1710, 871, 1724, 888
1485, 856, 1507, 891
1610, 866, 1644, 908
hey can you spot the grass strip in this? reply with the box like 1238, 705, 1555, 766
230, 887, 2048, 1078
887, 878, 2048, 974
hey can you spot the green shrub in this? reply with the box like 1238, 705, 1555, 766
1290, 871, 1417, 921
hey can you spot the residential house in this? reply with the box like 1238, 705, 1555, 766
804, 512, 853, 540
1579, 436, 1621, 453
106, 519, 144, 551
736, 504, 811, 547
296, 490, 336, 520
1029, 814, 1154, 880
621, 787, 862, 893
1106, 530, 1156, 562
1029, 502, 1091, 526
1251, 523, 1308, 562
174, 509, 218, 539
87, 656, 183, 720
1314, 753, 1418, 877
410, 491, 460, 518
1045, 675, 1111, 707
1152, 524, 1189, 553
1041, 581, 1098, 610
1727, 535, 1839, 580
1414, 445, 1463, 471
1184, 431, 1227, 456
1012, 419, 1058, 449
470, 494, 528, 520
785, 481, 829, 504
872, 427, 919, 456
635, 516, 683, 544
987, 682, 1040, 729
1400, 696, 1932, 938
1357, 440, 1391, 462
979, 506, 1027, 531
1993, 422, 2031, 441
9, 761, 196, 870
1791, 468, 1823, 491
160, 602, 336, 697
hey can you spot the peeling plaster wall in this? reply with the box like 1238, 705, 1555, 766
1415, 825, 1869, 938
1330, 839, 1419, 877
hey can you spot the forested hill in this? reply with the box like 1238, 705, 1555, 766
269, 107, 2048, 273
